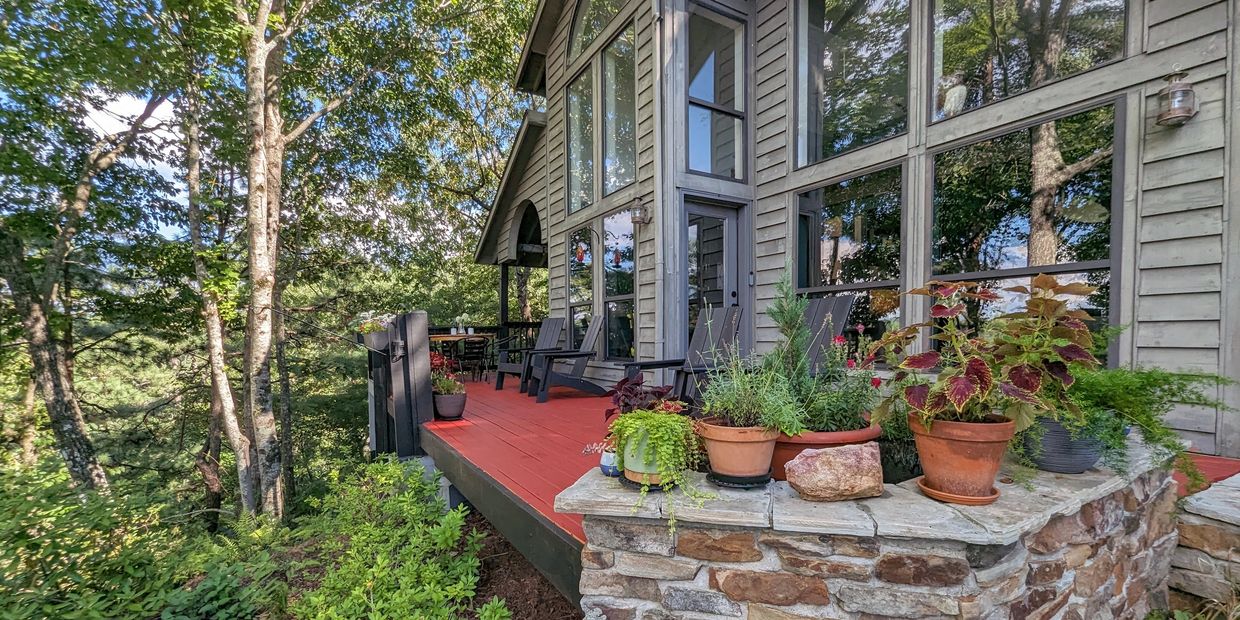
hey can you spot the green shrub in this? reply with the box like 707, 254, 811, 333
288, 458, 509, 619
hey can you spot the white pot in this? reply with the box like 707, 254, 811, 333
450, 327, 458, 335
467, 327, 475, 335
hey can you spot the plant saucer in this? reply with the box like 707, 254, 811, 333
914, 476, 999, 506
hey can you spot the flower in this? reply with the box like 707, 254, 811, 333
871, 377, 882, 389
832, 335, 847, 346
855, 323, 866, 333
846, 359, 856, 369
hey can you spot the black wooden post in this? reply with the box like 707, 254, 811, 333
499, 263, 510, 342
387, 316, 416, 457
362, 330, 393, 455
404, 311, 434, 457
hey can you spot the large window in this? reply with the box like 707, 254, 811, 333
932, 0, 1125, 120
602, 211, 636, 359
797, 166, 903, 341
568, 228, 594, 348
567, 24, 636, 214
687, 6, 745, 179
798, 0, 910, 165
570, 0, 626, 58
932, 104, 1115, 328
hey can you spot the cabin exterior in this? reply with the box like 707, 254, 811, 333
475, 0, 1240, 458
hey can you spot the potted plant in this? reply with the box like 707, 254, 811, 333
609, 402, 707, 529
1019, 366, 1225, 485
430, 352, 467, 419
697, 347, 804, 485
869, 275, 1100, 505
763, 274, 882, 480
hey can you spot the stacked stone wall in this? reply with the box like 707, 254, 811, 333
1170, 475, 1239, 609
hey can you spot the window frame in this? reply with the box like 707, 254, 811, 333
565, 20, 639, 216
601, 209, 637, 361
684, 3, 749, 182
565, 206, 640, 361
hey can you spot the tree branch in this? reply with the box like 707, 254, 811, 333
1058, 145, 1114, 184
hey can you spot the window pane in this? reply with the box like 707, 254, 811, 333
603, 210, 635, 297
932, 105, 1114, 275
799, 0, 910, 164
797, 166, 902, 288
933, 0, 1125, 120
688, 9, 744, 113
687, 214, 727, 333
569, 228, 593, 305
570, 304, 593, 349
606, 300, 635, 359
603, 25, 637, 195
809, 288, 901, 348
567, 73, 594, 213
688, 104, 743, 178
571, 0, 625, 58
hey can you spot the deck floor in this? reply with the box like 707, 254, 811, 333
423, 380, 610, 542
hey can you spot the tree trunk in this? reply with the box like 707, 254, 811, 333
183, 63, 259, 514
273, 281, 296, 505
516, 266, 532, 321
197, 374, 224, 532
18, 375, 37, 466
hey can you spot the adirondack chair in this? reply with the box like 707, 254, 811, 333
622, 305, 742, 403
494, 317, 565, 392
804, 294, 856, 375
526, 315, 607, 403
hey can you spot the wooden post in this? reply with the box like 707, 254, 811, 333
404, 311, 433, 457
499, 263, 510, 342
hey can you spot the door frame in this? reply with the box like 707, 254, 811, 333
679, 194, 753, 355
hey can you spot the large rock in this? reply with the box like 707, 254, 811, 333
784, 441, 883, 502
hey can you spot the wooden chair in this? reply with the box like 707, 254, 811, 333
494, 317, 565, 392
526, 315, 607, 403
458, 337, 490, 382
805, 295, 857, 375
623, 305, 742, 403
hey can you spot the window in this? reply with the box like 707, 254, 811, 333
797, 165, 903, 341
567, 24, 636, 214
687, 7, 745, 179
568, 228, 594, 348
932, 0, 1125, 120
932, 104, 1115, 329
570, 0, 626, 58
603, 211, 635, 359
798, 0, 910, 165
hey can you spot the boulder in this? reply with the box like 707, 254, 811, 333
785, 442, 883, 502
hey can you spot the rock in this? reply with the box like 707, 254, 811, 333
875, 553, 971, 587
747, 605, 830, 620
1025, 559, 1065, 586
677, 528, 762, 562
582, 547, 615, 569
784, 441, 884, 502
777, 553, 872, 581
1178, 513, 1240, 561
661, 587, 743, 616
834, 584, 960, 617
709, 568, 830, 606
583, 518, 675, 556
579, 570, 661, 600
614, 552, 701, 580
580, 598, 638, 620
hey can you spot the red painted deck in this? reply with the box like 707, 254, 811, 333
423, 380, 610, 543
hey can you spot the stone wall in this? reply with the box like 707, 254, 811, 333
557, 446, 1178, 620
1170, 474, 1239, 608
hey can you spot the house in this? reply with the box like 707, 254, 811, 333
475, 0, 1240, 459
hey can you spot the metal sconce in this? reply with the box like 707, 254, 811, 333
1156, 71, 1198, 127
630, 198, 652, 225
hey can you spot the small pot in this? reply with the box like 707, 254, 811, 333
434, 393, 467, 420
908, 412, 1015, 505
696, 417, 779, 480
599, 450, 621, 477
771, 423, 883, 481
450, 327, 459, 335
467, 327, 475, 335
622, 431, 661, 485
1026, 418, 1102, 474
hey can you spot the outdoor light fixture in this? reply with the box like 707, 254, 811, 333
630, 198, 652, 225
1156, 71, 1198, 127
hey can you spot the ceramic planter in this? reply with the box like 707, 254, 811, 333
908, 412, 1015, 506
599, 450, 621, 477
433, 393, 466, 420
771, 423, 883, 481
622, 431, 661, 485
1026, 418, 1103, 474
695, 417, 779, 480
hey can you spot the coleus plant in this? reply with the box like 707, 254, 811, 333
868, 274, 1101, 430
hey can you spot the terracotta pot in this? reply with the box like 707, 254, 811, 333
695, 417, 780, 479
622, 431, 661, 485
771, 423, 883, 481
907, 412, 1015, 505
434, 393, 467, 419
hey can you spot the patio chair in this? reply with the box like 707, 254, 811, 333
494, 317, 565, 392
805, 294, 856, 375
622, 305, 742, 403
526, 315, 607, 403
458, 337, 490, 383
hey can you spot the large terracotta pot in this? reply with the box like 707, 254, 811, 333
695, 417, 780, 479
771, 423, 883, 481
908, 412, 1015, 505
434, 393, 467, 420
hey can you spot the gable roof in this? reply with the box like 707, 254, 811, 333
474, 110, 548, 265
515, 0, 569, 96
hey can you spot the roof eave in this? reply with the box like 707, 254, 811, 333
473, 110, 548, 265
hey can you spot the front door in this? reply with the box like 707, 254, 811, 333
685, 201, 740, 344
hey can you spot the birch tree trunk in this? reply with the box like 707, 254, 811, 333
17, 376, 38, 466
274, 280, 296, 504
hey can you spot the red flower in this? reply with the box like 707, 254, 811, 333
832, 335, 847, 345
871, 377, 882, 389
846, 359, 856, 369
855, 323, 865, 333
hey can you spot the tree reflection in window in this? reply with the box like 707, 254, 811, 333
603, 211, 635, 359
567, 74, 594, 213
799, 0, 910, 164
797, 166, 902, 288
933, 0, 1125, 120
571, 0, 626, 58
568, 228, 594, 348
603, 25, 636, 195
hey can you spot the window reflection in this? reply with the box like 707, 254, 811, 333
603, 26, 636, 194
569, 228, 594, 348
688, 7, 745, 179
797, 166, 902, 288
933, 0, 1125, 120
571, 0, 626, 58
603, 211, 636, 360
567, 74, 594, 213
799, 0, 910, 164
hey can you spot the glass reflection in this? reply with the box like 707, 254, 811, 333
797, 166, 902, 288
603, 26, 636, 194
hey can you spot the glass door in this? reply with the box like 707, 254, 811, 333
685, 201, 739, 343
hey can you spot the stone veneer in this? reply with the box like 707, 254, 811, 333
1170, 473, 1240, 607
555, 443, 1177, 620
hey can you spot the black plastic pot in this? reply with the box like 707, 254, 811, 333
434, 393, 467, 420
1026, 418, 1102, 474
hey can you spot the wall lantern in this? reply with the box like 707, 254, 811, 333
630, 198, 652, 225
1156, 71, 1198, 127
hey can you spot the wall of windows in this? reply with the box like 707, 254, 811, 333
567, 24, 637, 214
687, 6, 746, 179
567, 210, 637, 360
